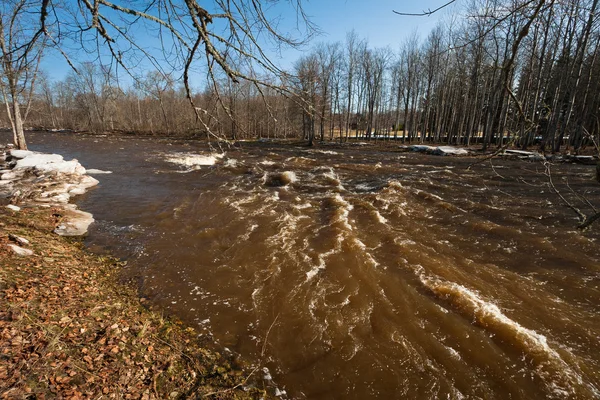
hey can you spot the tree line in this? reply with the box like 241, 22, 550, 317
292, 0, 600, 152
2, 0, 599, 154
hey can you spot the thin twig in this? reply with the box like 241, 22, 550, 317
489, 159, 507, 180
261, 313, 279, 358
393, 0, 458, 16
202, 313, 280, 398
544, 162, 586, 222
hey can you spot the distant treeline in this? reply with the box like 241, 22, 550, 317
3, 0, 599, 152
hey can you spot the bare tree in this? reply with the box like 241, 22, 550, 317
294, 54, 319, 146
0, 0, 47, 150
343, 30, 361, 142
362, 47, 390, 140
398, 34, 421, 142
1, 0, 315, 146
315, 42, 340, 142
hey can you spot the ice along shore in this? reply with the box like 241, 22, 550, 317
0, 144, 271, 398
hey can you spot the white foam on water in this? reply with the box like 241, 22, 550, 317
263, 367, 273, 381
341, 295, 351, 307
165, 152, 224, 169
449, 387, 466, 400
419, 274, 598, 398
239, 223, 259, 241
413, 188, 444, 201
320, 167, 343, 187
224, 158, 238, 167
394, 238, 416, 246
342, 331, 363, 361
411, 188, 467, 213
373, 210, 388, 224
306, 236, 343, 281
225, 192, 262, 214
368, 249, 385, 269
285, 156, 315, 164
259, 160, 276, 166
350, 238, 380, 268
305, 265, 323, 281
260, 210, 314, 287
251, 287, 262, 311
268, 212, 308, 249
330, 193, 354, 232
443, 345, 462, 361
388, 180, 403, 190
310, 149, 340, 155
355, 183, 377, 191
353, 237, 366, 250
293, 202, 312, 210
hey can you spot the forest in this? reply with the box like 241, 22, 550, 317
1, 0, 599, 153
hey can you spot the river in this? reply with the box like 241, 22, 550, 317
6, 131, 600, 399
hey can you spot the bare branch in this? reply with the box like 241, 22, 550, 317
393, 0, 458, 17
544, 162, 587, 222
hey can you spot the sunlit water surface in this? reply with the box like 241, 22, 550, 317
8, 131, 600, 399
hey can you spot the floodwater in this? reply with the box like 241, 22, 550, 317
7, 131, 600, 399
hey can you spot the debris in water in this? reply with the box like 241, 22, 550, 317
264, 171, 297, 187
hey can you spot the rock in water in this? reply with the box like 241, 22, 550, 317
265, 171, 297, 187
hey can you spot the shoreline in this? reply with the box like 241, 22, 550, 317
14, 129, 600, 164
0, 145, 270, 398
2, 134, 598, 398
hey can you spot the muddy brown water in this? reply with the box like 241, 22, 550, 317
5, 131, 600, 399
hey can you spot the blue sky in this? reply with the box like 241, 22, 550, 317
294, 0, 449, 48
263, 0, 454, 68
41, 0, 454, 85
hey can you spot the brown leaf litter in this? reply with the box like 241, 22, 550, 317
0, 207, 269, 399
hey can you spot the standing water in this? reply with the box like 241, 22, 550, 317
9, 131, 600, 399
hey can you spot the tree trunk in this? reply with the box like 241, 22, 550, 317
11, 96, 27, 150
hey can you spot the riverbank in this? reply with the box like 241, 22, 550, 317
0, 147, 269, 398
3, 132, 600, 398
0, 207, 266, 398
